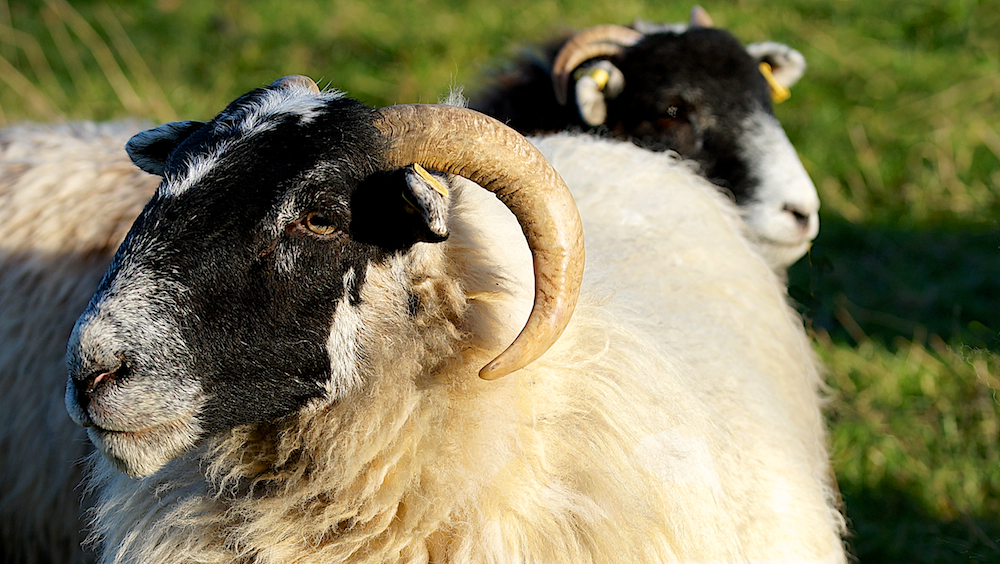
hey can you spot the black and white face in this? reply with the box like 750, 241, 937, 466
601, 28, 820, 268
64, 85, 452, 477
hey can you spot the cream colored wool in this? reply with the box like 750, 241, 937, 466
85, 135, 846, 563
0, 121, 157, 563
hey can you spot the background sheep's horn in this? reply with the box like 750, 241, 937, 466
551, 25, 644, 106
689, 6, 715, 28
373, 104, 585, 380
269, 74, 321, 93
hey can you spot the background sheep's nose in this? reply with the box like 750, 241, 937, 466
783, 203, 814, 230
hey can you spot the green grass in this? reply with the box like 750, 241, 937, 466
2, 0, 999, 561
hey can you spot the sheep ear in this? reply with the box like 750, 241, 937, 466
400, 164, 450, 243
573, 60, 626, 126
125, 120, 207, 176
744, 42, 806, 89
352, 164, 451, 249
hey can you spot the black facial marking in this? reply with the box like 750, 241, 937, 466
470, 27, 775, 203
92, 88, 438, 434
609, 28, 771, 203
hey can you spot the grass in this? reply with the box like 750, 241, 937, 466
2, 0, 999, 561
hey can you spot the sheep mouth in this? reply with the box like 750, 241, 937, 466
87, 414, 203, 477
757, 236, 811, 249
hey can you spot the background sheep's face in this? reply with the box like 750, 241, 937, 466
64, 86, 451, 477
611, 29, 772, 193
608, 28, 819, 264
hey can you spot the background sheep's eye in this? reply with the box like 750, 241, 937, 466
660, 102, 690, 122
303, 212, 338, 235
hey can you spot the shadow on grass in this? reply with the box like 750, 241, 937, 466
842, 480, 1000, 563
788, 212, 1000, 351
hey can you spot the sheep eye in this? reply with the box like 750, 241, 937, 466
663, 103, 691, 120
303, 212, 338, 236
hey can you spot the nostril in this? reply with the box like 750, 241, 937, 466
76, 360, 129, 399
86, 371, 116, 394
782, 204, 811, 229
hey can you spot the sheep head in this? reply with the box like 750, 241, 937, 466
547, 8, 818, 269
64, 76, 583, 478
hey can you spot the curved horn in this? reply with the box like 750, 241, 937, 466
373, 104, 585, 380
689, 6, 715, 29
552, 25, 644, 106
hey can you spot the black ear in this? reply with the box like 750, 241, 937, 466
351, 164, 451, 250
125, 120, 207, 176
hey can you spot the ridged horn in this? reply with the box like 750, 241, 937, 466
689, 6, 715, 29
551, 25, 644, 106
373, 104, 585, 380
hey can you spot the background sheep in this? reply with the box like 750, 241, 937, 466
0, 121, 157, 564
65, 78, 846, 563
469, 8, 818, 271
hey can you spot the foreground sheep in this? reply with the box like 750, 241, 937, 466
62, 76, 847, 563
0, 121, 157, 564
471, 7, 819, 270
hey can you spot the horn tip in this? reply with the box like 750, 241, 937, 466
690, 6, 715, 28
270, 75, 321, 94
478, 362, 508, 381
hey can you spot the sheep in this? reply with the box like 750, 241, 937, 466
63, 75, 847, 563
0, 120, 158, 564
469, 7, 819, 271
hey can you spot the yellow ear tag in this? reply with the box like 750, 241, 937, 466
572, 66, 611, 91
587, 67, 611, 91
412, 163, 449, 197
759, 62, 791, 104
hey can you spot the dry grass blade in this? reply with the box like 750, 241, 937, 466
43, 0, 144, 115
0, 55, 58, 119
847, 120, 885, 194
95, 4, 176, 122
886, 74, 1000, 123
0, 22, 67, 106
42, 5, 92, 99
0, 0, 13, 62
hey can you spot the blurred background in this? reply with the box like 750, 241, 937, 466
1, 0, 998, 561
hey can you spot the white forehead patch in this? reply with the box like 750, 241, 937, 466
164, 143, 233, 197
161, 88, 344, 198
215, 87, 344, 136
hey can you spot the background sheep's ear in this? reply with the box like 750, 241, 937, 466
125, 120, 207, 176
744, 41, 807, 89
574, 60, 626, 126
352, 165, 451, 249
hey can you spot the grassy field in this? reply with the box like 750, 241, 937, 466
2, 0, 999, 561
